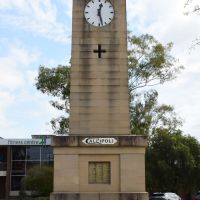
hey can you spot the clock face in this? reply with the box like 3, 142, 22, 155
84, 0, 114, 27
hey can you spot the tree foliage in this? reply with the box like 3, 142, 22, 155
128, 34, 183, 98
130, 90, 182, 137
146, 130, 200, 197
128, 34, 183, 137
36, 65, 70, 134
22, 165, 53, 196
184, 0, 200, 48
184, 0, 200, 14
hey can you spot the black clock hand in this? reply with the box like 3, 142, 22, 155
99, 13, 103, 26
97, 3, 103, 26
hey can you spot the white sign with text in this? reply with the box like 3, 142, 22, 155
0, 138, 51, 146
82, 138, 118, 145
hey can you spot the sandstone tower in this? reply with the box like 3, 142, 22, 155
51, 1, 148, 200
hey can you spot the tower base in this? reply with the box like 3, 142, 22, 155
50, 192, 149, 200
51, 135, 148, 200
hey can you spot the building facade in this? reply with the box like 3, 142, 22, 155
0, 135, 53, 199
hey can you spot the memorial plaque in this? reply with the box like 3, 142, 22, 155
88, 162, 111, 184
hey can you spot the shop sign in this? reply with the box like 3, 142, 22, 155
0, 137, 51, 146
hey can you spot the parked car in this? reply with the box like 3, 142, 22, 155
150, 193, 182, 200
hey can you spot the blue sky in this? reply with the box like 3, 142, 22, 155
0, 0, 200, 141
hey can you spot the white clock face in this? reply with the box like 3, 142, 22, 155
84, 0, 114, 27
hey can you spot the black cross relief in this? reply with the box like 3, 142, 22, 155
93, 44, 106, 58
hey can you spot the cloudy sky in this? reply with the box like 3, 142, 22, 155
0, 0, 200, 140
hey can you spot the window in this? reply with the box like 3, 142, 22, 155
0, 147, 7, 162
11, 176, 24, 191
41, 161, 53, 166
12, 146, 26, 160
27, 146, 40, 160
26, 161, 40, 171
10, 145, 53, 192
41, 146, 53, 161
88, 162, 111, 184
12, 161, 25, 175
0, 147, 7, 171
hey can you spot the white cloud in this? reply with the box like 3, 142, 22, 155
0, 41, 44, 138
127, 0, 199, 47
0, 91, 16, 129
0, 0, 70, 43
60, 0, 72, 18
0, 43, 39, 91
0, 87, 60, 138
25, 70, 38, 85
0, 61, 24, 90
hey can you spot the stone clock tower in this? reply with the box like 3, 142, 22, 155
70, 0, 130, 135
51, 1, 148, 200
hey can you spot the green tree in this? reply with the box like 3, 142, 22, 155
36, 66, 70, 134
130, 90, 182, 137
128, 34, 183, 98
35, 34, 183, 134
128, 34, 183, 136
22, 165, 53, 196
146, 129, 200, 198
